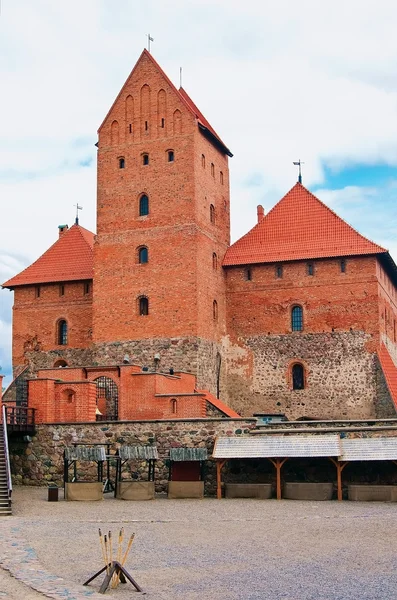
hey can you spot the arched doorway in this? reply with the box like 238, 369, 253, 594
94, 377, 119, 421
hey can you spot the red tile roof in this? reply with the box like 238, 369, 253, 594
377, 344, 397, 412
223, 183, 386, 266
2, 224, 94, 288
98, 49, 232, 157
197, 389, 241, 418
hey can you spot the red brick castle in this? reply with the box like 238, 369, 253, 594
3, 50, 397, 422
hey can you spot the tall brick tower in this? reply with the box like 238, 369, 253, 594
93, 50, 233, 393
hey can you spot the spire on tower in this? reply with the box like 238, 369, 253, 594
74, 203, 83, 225
147, 33, 154, 52
293, 159, 304, 184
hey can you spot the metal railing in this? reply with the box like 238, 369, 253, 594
2, 405, 12, 503
3, 406, 36, 432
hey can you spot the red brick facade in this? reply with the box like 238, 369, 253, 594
26, 365, 232, 423
3, 49, 397, 422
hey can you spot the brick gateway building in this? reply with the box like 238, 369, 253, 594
3, 49, 397, 422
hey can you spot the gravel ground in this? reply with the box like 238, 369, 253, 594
0, 566, 47, 600
3, 487, 397, 599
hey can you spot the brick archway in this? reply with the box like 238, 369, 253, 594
94, 376, 118, 421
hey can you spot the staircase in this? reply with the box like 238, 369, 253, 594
0, 408, 12, 516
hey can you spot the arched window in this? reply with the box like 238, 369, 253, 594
142, 153, 149, 165
211, 163, 215, 177
291, 305, 303, 331
210, 204, 215, 224
54, 359, 68, 368
138, 246, 148, 264
213, 300, 218, 320
171, 398, 177, 414
212, 252, 218, 269
63, 389, 75, 404
292, 363, 305, 390
139, 194, 149, 216
139, 296, 149, 316
307, 262, 314, 276
57, 320, 68, 345
340, 259, 346, 273
276, 265, 283, 279
220, 171, 224, 184
119, 157, 125, 169
168, 150, 174, 162
201, 154, 205, 168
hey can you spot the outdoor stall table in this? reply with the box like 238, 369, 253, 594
115, 445, 158, 500
212, 435, 341, 499
337, 437, 397, 501
64, 445, 106, 501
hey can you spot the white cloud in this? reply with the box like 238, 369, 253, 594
1, 0, 397, 382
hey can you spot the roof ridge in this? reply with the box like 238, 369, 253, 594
3, 223, 95, 288
223, 182, 386, 267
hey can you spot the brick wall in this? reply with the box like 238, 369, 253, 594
92, 51, 230, 395
27, 364, 215, 423
223, 256, 389, 419
11, 281, 92, 374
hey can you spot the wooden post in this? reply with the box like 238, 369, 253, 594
329, 458, 347, 501
216, 460, 226, 499
269, 458, 287, 500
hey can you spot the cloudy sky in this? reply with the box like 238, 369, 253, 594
1, 0, 397, 386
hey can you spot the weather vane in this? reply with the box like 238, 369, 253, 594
293, 159, 304, 184
74, 203, 83, 225
147, 33, 154, 52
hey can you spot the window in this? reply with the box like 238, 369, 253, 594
212, 252, 218, 270
245, 268, 252, 281
220, 171, 224, 184
276, 265, 283, 279
210, 204, 215, 224
54, 359, 68, 368
211, 163, 215, 177
84, 282, 90, 295
145, 120, 148, 131
35, 286, 41, 298
307, 262, 314, 276
168, 150, 174, 162
291, 305, 303, 331
57, 319, 68, 345
161, 118, 165, 128
138, 246, 148, 264
139, 297, 149, 316
129, 124, 132, 134
201, 154, 205, 168
119, 158, 125, 169
292, 363, 305, 390
340, 259, 346, 273
213, 300, 218, 320
171, 398, 177, 414
142, 153, 149, 165
59, 284, 65, 296
139, 194, 149, 216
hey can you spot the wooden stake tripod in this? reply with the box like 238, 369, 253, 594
83, 561, 144, 594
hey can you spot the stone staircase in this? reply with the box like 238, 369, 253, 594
0, 422, 12, 516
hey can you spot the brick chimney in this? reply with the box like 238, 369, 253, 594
58, 224, 69, 238
257, 205, 265, 224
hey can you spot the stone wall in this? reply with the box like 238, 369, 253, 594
224, 331, 387, 420
9, 418, 255, 495
10, 418, 397, 498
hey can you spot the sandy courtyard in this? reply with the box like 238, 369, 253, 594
1, 487, 397, 599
